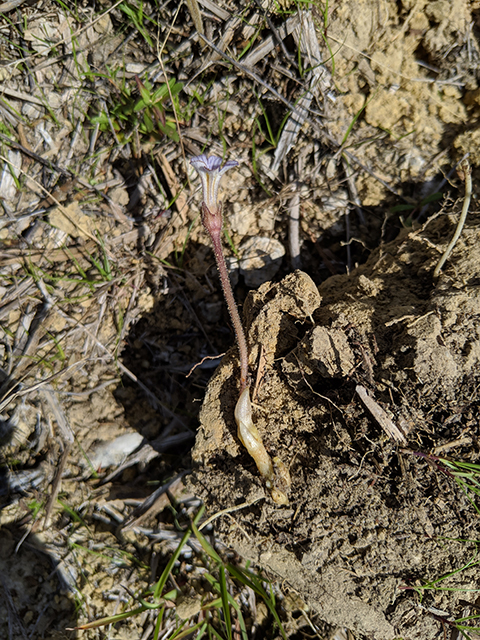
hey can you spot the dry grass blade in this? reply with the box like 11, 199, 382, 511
0, 85, 44, 105
185, 0, 205, 45
271, 11, 329, 174
242, 12, 299, 67
41, 387, 74, 528
157, 152, 188, 222
434, 158, 472, 278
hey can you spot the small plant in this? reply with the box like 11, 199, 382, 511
435, 456, 480, 515
91, 75, 182, 144
252, 94, 290, 152
76, 506, 288, 639
119, 1, 154, 47
400, 450, 480, 639
190, 154, 290, 504
400, 544, 480, 640
407, 451, 480, 515
389, 191, 444, 221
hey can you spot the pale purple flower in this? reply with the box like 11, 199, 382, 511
190, 154, 238, 213
190, 153, 248, 392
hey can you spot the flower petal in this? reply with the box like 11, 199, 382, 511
190, 155, 238, 174
190, 154, 239, 211
218, 159, 239, 174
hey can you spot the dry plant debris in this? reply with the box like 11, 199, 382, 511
0, 0, 480, 638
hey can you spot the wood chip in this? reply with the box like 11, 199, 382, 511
0, 84, 44, 106
356, 385, 406, 444
198, 0, 230, 21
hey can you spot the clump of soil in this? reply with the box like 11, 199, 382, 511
190, 216, 480, 640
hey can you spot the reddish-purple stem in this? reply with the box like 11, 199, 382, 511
202, 203, 249, 393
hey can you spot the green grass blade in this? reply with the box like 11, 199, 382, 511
319, 29, 335, 75
234, 603, 248, 640
171, 620, 204, 639
227, 564, 287, 640
153, 506, 205, 600
341, 98, 369, 146
223, 227, 239, 258
420, 191, 443, 205
152, 606, 165, 640
253, 91, 275, 146
219, 566, 232, 640
76, 605, 147, 629
194, 621, 208, 639
191, 520, 223, 565
208, 624, 225, 640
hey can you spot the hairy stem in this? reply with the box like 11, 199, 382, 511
204, 208, 249, 392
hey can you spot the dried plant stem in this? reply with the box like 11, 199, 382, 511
434, 159, 472, 278
288, 184, 301, 270
185, 0, 206, 46
205, 207, 249, 393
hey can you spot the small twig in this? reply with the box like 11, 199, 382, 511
434, 158, 472, 278
41, 387, 74, 529
0, 133, 69, 175
88, 121, 100, 156
65, 120, 82, 165
345, 208, 352, 272
252, 344, 267, 402
156, 5, 191, 188
198, 497, 263, 530
356, 385, 406, 444
186, 353, 224, 378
